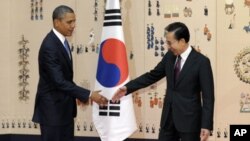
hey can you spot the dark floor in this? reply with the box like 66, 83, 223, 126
0, 134, 157, 141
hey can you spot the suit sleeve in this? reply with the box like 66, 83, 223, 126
41, 43, 90, 101
125, 54, 168, 94
199, 57, 215, 130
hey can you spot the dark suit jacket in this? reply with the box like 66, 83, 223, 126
32, 30, 90, 126
126, 48, 214, 132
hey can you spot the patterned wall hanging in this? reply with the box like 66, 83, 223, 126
87, 29, 96, 52
240, 92, 250, 113
129, 50, 134, 60
203, 24, 212, 41
244, 0, 250, 16
18, 35, 30, 101
215, 127, 229, 139
204, 0, 208, 16
94, 0, 98, 21
156, 0, 160, 16
147, 0, 161, 16
243, 22, 250, 33
234, 47, 250, 84
172, 5, 180, 17
183, 7, 192, 17
148, 0, 152, 16
225, 0, 235, 15
31, 0, 43, 20
164, 4, 180, 18
228, 14, 236, 29
204, 6, 208, 16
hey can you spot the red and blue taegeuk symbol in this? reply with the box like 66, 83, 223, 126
96, 38, 128, 87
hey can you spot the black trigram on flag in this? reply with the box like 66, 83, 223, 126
99, 100, 120, 116
104, 9, 122, 27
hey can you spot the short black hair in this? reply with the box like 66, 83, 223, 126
52, 5, 74, 20
164, 22, 190, 43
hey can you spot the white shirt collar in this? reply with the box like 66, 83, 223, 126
179, 45, 192, 62
52, 28, 66, 45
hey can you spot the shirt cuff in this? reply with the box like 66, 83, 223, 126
89, 91, 92, 97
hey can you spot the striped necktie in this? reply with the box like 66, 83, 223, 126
174, 55, 182, 83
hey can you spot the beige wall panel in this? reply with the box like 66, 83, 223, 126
216, 0, 250, 140
0, 0, 249, 140
0, 0, 11, 135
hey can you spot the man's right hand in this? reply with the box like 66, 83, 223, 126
90, 90, 108, 107
111, 86, 127, 103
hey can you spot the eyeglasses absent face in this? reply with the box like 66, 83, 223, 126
54, 12, 76, 36
165, 32, 183, 56
166, 40, 178, 47
165, 31, 179, 47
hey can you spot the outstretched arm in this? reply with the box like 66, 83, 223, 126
112, 86, 127, 103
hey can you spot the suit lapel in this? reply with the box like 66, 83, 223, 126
170, 54, 177, 86
175, 48, 198, 86
164, 51, 177, 87
50, 31, 73, 71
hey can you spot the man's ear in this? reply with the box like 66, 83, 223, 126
53, 19, 60, 28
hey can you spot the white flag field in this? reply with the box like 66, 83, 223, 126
93, 0, 137, 141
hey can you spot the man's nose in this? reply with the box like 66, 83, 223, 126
71, 22, 76, 28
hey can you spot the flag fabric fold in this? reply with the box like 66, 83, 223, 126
93, 0, 137, 141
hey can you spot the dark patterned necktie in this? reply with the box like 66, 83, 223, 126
174, 56, 182, 83
64, 39, 71, 59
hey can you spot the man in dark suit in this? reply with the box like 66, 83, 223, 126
112, 22, 214, 141
32, 5, 108, 141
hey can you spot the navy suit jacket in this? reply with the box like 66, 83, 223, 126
32, 30, 90, 126
126, 48, 214, 132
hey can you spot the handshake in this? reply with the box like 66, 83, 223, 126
79, 86, 128, 107
89, 90, 109, 107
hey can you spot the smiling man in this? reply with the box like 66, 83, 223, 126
112, 22, 215, 141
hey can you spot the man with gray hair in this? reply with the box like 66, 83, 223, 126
112, 22, 214, 141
